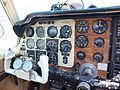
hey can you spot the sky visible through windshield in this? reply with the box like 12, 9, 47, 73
13, 0, 120, 20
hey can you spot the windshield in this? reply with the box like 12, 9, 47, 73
13, 0, 120, 20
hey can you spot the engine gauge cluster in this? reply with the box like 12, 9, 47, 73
75, 18, 111, 79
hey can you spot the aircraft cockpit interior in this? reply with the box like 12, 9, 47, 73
0, 0, 120, 90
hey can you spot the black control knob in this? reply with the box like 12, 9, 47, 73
94, 37, 104, 48
93, 53, 104, 62
76, 51, 86, 60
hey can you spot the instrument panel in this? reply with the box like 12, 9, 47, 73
9, 8, 120, 89
19, 17, 111, 79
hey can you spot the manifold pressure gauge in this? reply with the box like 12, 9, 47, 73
22, 61, 33, 72
13, 58, 22, 69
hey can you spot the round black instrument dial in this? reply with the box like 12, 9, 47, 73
60, 40, 72, 52
26, 27, 34, 37
76, 51, 86, 60
36, 39, 45, 50
76, 20, 89, 33
36, 26, 45, 38
60, 25, 72, 38
94, 37, 105, 48
26, 38, 35, 49
93, 53, 104, 62
75, 35, 88, 48
46, 39, 58, 52
47, 26, 58, 38
92, 19, 107, 34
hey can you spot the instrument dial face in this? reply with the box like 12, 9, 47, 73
46, 39, 58, 52
93, 52, 104, 62
47, 52, 58, 65
94, 37, 105, 48
22, 61, 33, 72
75, 35, 88, 48
60, 40, 72, 52
13, 58, 22, 69
36, 39, 45, 50
92, 19, 107, 34
26, 38, 35, 49
60, 25, 72, 38
47, 26, 58, 38
76, 51, 86, 60
36, 26, 45, 38
26, 27, 34, 37
76, 20, 89, 33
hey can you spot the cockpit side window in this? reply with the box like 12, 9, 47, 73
0, 1, 18, 50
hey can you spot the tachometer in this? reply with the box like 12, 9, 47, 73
92, 19, 107, 34
26, 38, 35, 49
36, 39, 45, 50
60, 25, 72, 38
26, 27, 34, 37
75, 35, 88, 48
36, 26, 45, 38
76, 20, 89, 33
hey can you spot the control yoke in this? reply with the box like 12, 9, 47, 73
35, 55, 49, 84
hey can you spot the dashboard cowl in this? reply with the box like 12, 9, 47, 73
13, 6, 120, 37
